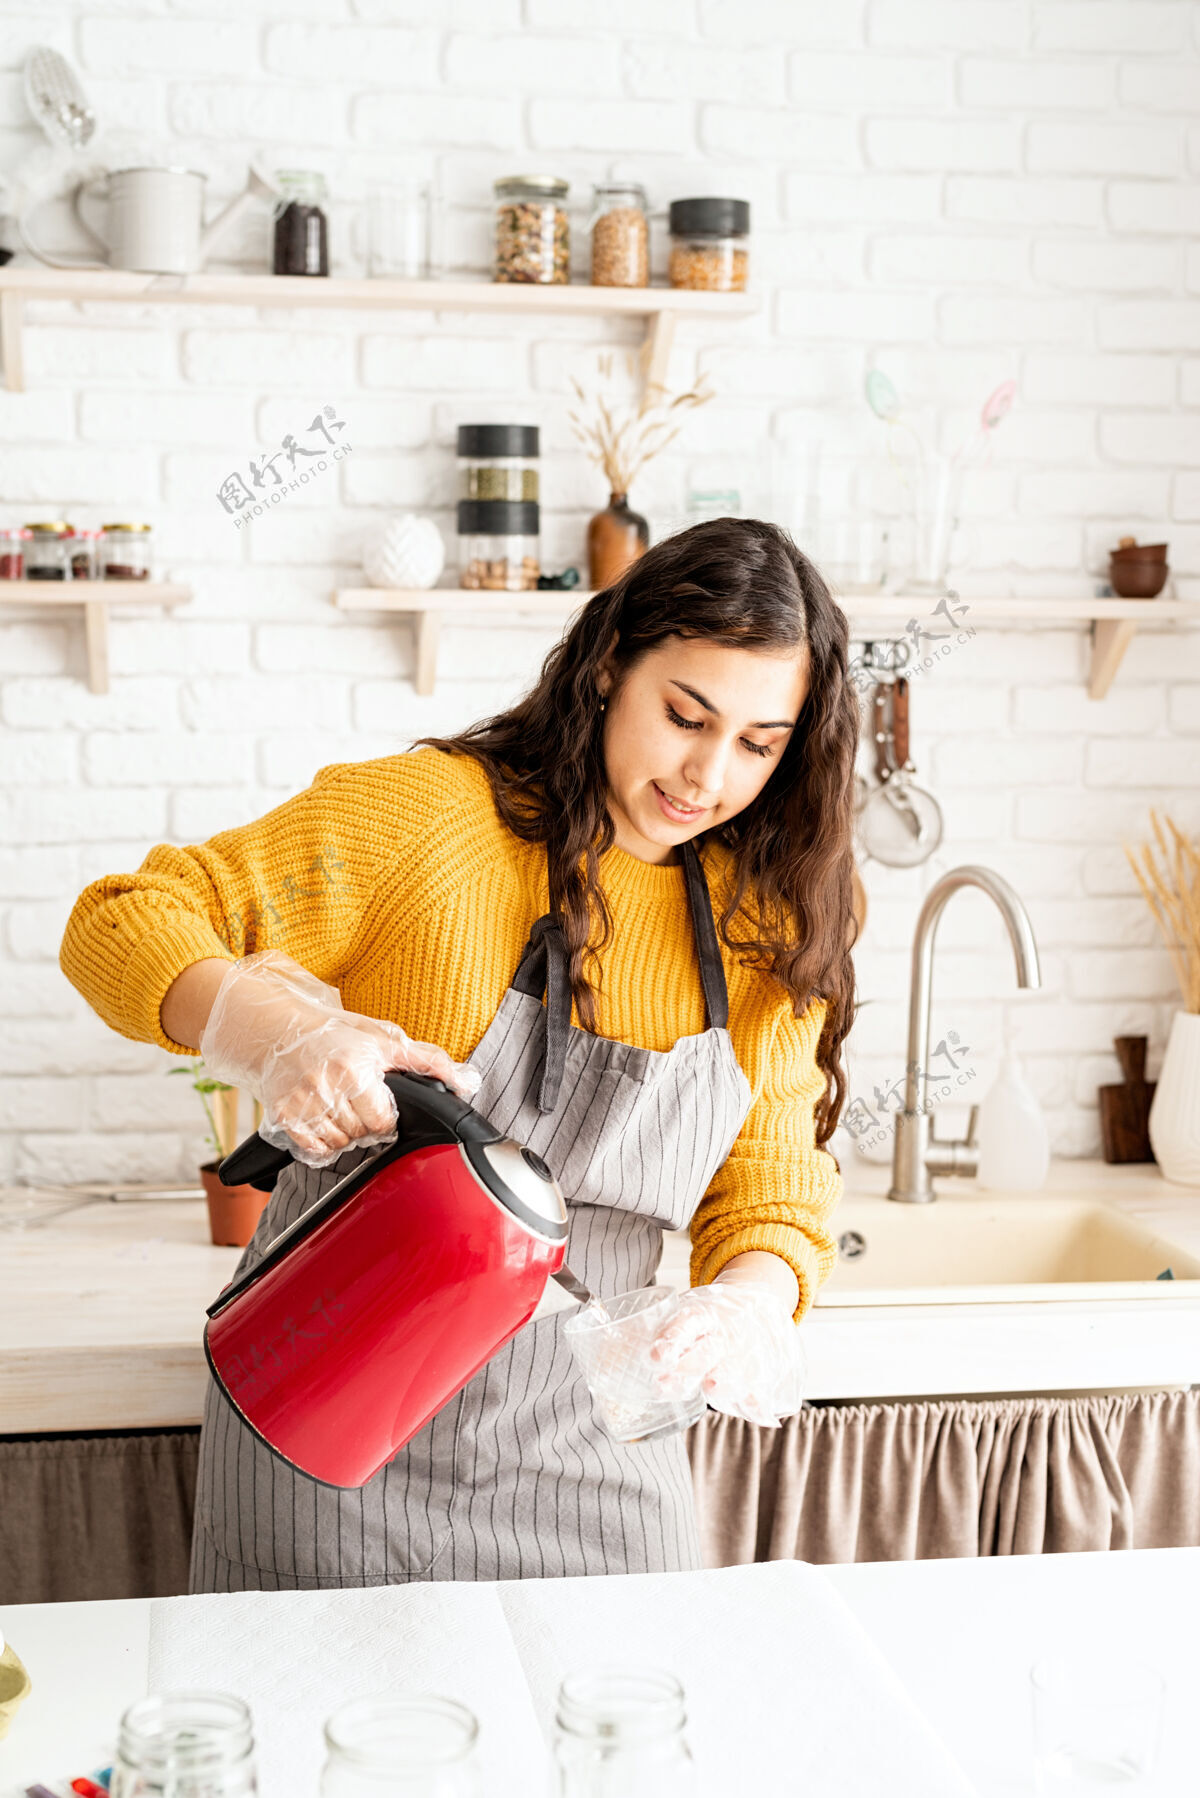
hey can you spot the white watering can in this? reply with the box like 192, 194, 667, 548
21, 163, 281, 275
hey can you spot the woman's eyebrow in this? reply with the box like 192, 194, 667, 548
670, 680, 797, 731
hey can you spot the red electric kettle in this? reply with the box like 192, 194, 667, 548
205, 1070, 569, 1489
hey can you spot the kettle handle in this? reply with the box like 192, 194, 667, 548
216, 1068, 472, 1190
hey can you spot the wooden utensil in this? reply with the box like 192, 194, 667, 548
1098, 1035, 1157, 1163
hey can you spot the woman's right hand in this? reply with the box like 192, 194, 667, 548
197, 948, 480, 1168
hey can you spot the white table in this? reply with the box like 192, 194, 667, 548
2, 1549, 1196, 1796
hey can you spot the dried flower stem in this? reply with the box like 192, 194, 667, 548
1124, 810, 1200, 1013
567, 339, 713, 498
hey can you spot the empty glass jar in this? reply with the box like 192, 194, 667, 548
111, 1691, 257, 1798
321, 1695, 481, 1798
588, 182, 649, 288
494, 174, 569, 284
668, 197, 750, 292
554, 1669, 695, 1798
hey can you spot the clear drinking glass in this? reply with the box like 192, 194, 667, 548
554, 1667, 695, 1798
563, 1286, 706, 1443
1030, 1655, 1164, 1793
111, 1691, 257, 1798
321, 1695, 481, 1798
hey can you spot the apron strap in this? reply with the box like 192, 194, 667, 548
509, 842, 731, 1114
510, 915, 572, 1113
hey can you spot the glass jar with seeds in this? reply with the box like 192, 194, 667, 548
667, 197, 750, 293
457, 423, 540, 503
493, 174, 569, 284
588, 182, 649, 288
457, 500, 540, 592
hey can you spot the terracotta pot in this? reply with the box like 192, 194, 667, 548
199, 1160, 270, 1247
1109, 558, 1168, 599
587, 491, 649, 591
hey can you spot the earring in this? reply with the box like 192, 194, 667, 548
599, 696, 607, 712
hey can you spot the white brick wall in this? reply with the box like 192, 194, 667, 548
1, 0, 1199, 1184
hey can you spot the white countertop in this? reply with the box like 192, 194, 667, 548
2, 1548, 1197, 1796
2, 1158, 1198, 1431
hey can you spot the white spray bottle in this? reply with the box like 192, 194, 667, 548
974, 1020, 1051, 1191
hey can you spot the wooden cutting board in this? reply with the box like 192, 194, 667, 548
1098, 1035, 1156, 1163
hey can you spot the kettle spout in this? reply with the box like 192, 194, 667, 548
199, 163, 280, 267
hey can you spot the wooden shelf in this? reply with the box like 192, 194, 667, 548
0, 268, 758, 393
0, 580, 190, 693
334, 586, 1200, 699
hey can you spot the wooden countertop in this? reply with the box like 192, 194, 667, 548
2, 1159, 1198, 1433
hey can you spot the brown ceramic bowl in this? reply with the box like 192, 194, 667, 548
1110, 542, 1168, 562
1109, 558, 1168, 598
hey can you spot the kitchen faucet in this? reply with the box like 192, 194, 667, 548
889, 865, 1041, 1203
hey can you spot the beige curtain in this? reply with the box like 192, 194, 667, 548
4, 1392, 1198, 1603
0, 1430, 199, 1604
687, 1390, 1200, 1564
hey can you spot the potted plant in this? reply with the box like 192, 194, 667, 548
568, 344, 712, 591
169, 1059, 271, 1246
1125, 811, 1200, 1186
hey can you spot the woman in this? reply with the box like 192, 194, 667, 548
60, 517, 860, 1592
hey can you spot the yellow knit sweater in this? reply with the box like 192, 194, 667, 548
59, 747, 842, 1319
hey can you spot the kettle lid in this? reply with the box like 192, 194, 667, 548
461, 1135, 567, 1243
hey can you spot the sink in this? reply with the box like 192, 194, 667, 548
818, 1194, 1200, 1307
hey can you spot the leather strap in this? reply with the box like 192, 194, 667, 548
510, 841, 730, 1113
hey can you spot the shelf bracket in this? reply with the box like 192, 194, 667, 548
414, 609, 441, 697
1089, 616, 1137, 700
83, 600, 111, 695
644, 309, 677, 395
1, 289, 24, 392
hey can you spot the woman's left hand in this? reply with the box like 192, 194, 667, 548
648, 1281, 807, 1428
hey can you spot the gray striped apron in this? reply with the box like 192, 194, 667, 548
189, 841, 752, 1591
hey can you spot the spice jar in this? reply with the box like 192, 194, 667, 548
0, 527, 30, 579
24, 522, 73, 580
668, 197, 750, 292
494, 175, 569, 284
589, 183, 649, 288
273, 170, 330, 277
101, 523, 153, 581
69, 528, 101, 580
457, 500, 540, 591
457, 423, 539, 503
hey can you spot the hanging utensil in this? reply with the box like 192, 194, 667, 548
858, 673, 944, 867
23, 47, 96, 152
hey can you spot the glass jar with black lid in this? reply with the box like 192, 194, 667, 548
668, 197, 750, 292
457, 423, 539, 503
458, 501, 540, 592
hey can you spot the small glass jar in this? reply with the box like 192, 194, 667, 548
0, 526, 31, 579
457, 423, 539, 503
494, 174, 569, 285
667, 197, 750, 292
24, 522, 73, 580
321, 1695, 481, 1798
273, 169, 330, 277
102, 523, 153, 580
111, 1691, 257, 1798
69, 528, 102, 581
554, 1669, 695, 1798
457, 500, 540, 591
588, 182, 649, 288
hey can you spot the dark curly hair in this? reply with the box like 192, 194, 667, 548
419, 517, 860, 1145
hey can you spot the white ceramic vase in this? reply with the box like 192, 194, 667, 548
1148, 1010, 1200, 1187
363, 514, 445, 590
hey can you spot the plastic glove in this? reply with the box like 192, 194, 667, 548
198, 948, 481, 1169
648, 1281, 807, 1428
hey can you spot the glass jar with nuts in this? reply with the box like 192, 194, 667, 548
494, 175, 570, 285
457, 500, 541, 592
667, 197, 750, 293
588, 183, 649, 288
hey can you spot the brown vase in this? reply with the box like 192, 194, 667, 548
199, 1160, 270, 1247
588, 491, 649, 591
